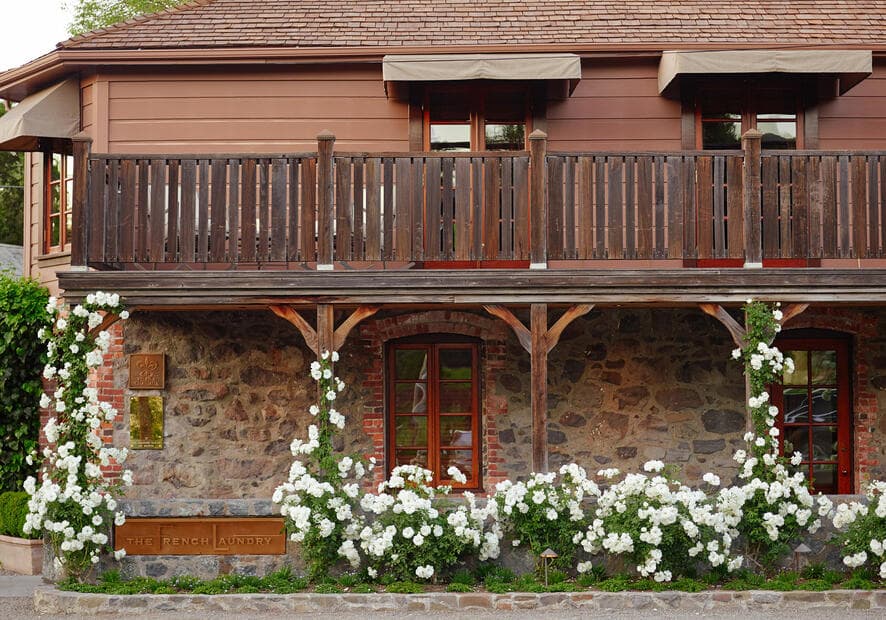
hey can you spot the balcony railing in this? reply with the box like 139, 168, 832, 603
71, 132, 886, 270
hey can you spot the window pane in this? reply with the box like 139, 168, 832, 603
51, 154, 62, 181
783, 388, 808, 424
439, 382, 472, 413
811, 388, 838, 423
440, 348, 472, 379
811, 426, 838, 461
758, 120, 796, 149
395, 449, 428, 469
49, 216, 60, 247
395, 416, 428, 447
440, 450, 473, 481
395, 349, 428, 380
702, 121, 741, 149
812, 463, 836, 493
64, 155, 74, 180
395, 383, 427, 413
440, 416, 472, 447
50, 183, 61, 214
65, 212, 72, 245
430, 124, 471, 151
784, 351, 808, 385
485, 123, 525, 150
810, 351, 837, 385
784, 427, 808, 460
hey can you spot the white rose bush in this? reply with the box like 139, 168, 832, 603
23, 292, 131, 581
831, 481, 886, 578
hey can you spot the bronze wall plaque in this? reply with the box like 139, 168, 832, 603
129, 354, 165, 389
129, 396, 164, 450
115, 518, 287, 555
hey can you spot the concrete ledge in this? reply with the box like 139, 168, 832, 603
34, 588, 886, 615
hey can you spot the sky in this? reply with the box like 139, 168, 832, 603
0, 1, 74, 72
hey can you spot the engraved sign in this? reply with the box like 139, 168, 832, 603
115, 518, 286, 555
129, 354, 165, 389
129, 396, 164, 450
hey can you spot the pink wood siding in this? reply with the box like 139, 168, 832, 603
546, 59, 683, 151
818, 59, 886, 149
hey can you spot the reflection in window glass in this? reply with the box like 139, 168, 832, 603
702, 121, 742, 149
758, 120, 796, 149
430, 124, 471, 151
485, 123, 525, 150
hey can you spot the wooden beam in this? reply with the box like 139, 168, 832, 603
316, 304, 335, 356
545, 303, 593, 353
483, 305, 531, 352
699, 303, 745, 348
530, 303, 548, 473
333, 305, 380, 351
270, 304, 318, 354
781, 303, 809, 326
87, 312, 122, 338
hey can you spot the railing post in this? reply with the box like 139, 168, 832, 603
70, 134, 92, 268
317, 130, 335, 270
529, 129, 547, 269
742, 129, 763, 268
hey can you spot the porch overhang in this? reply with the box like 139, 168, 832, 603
0, 78, 79, 151
58, 269, 886, 309
658, 49, 873, 97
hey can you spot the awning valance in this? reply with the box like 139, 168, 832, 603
658, 50, 872, 96
383, 53, 582, 82
0, 78, 79, 151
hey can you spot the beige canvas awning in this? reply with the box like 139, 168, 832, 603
659, 50, 872, 95
383, 53, 582, 82
0, 78, 79, 151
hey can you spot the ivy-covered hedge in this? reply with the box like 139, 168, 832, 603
0, 491, 36, 539
0, 273, 49, 492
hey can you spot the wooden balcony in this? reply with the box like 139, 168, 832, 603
72, 132, 886, 272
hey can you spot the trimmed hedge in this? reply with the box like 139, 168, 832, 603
0, 491, 36, 539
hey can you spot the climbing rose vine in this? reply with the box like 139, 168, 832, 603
23, 292, 131, 580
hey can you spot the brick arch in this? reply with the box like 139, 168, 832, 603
780, 308, 879, 492
356, 310, 512, 492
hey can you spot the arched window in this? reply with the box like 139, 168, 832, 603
773, 333, 852, 494
386, 337, 480, 488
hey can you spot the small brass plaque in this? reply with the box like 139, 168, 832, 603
129, 354, 165, 389
130, 396, 163, 450
115, 518, 287, 555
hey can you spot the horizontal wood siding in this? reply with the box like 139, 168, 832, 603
80, 77, 95, 136
546, 59, 682, 152
102, 66, 408, 154
819, 60, 886, 149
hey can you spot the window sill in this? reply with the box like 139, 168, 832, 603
37, 250, 71, 263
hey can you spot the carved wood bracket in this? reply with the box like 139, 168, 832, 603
483, 304, 593, 354
699, 302, 810, 348
270, 304, 379, 356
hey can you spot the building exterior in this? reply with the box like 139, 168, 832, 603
1, 0, 886, 576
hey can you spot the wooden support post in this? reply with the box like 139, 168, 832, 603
742, 129, 763, 268
270, 304, 379, 358
484, 303, 593, 473
316, 304, 335, 357
529, 130, 548, 269
317, 131, 336, 270
71, 135, 93, 268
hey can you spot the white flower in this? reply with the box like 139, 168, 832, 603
415, 565, 434, 580
643, 460, 664, 473
703, 473, 720, 487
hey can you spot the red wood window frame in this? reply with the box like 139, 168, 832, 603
44, 152, 74, 254
423, 84, 529, 152
772, 337, 852, 494
386, 341, 481, 489
694, 86, 803, 150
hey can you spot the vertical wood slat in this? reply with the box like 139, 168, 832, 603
240, 159, 256, 263
595, 157, 607, 258
441, 158, 455, 260
471, 158, 482, 260
455, 158, 470, 261
654, 156, 665, 258
300, 158, 316, 262
778, 156, 792, 258
165, 160, 179, 262
412, 159, 424, 261
425, 156, 442, 260
197, 160, 209, 262
394, 158, 411, 261
335, 157, 353, 260
105, 159, 119, 262
513, 157, 529, 260
682, 157, 696, 259
637, 156, 653, 260
483, 157, 501, 259
136, 160, 149, 261
227, 159, 239, 262
179, 160, 196, 263
761, 157, 779, 258
726, 156, 743, 259
352, 157, 365, 260
851, 155, 868, 258
562, 157, 575, 258
364, 158, 381, 261
210, 159, 227, 263
807, 156, 822, 259
712, 156, 725, 258
609, 156, 624, 258
382, 158, 394, 260
317, 134, 335, 266
271, 158, 287, 261
839, 155, 850, 257
666, 156, 682, 259
149, 159, 166, 262
118, 159, 136, 262
258, 160, 270, 262
624, 156, 636, 259
868, 156, 880, 257
70, 139, 91, 267
502, 156, 514, 259
579, 156, 594, 259
287, 158, 300, 261
821, 156, 837, 258
87, 159, 106, 263
547, 156, 564, 260
881, 157, 886, 258
791, 157, 809, 259
696, 156, 713, 259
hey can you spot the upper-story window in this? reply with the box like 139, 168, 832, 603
426, 85, 527, 152
44, 152, 73, 254
696, 85, 801, 150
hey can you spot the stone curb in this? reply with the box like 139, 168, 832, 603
34, 588, 886, 615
